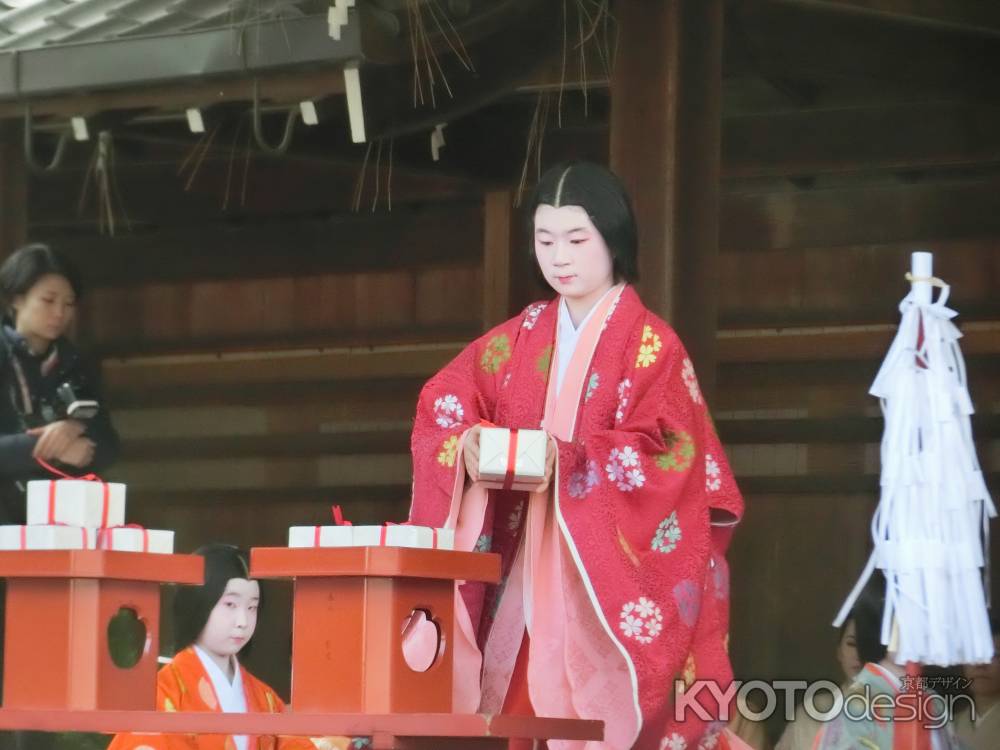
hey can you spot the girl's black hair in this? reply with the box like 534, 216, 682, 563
527, 161, 639, 284
173, 543, 257, 652
851, 573, 889, 666
0, 244, 83, 323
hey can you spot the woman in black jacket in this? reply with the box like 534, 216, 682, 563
0, 243, 120, 524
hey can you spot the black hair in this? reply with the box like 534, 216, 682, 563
173, 543, 257, 652
527, 161, 639, 284
0, 243, 83, 324
851, 573, 889, 665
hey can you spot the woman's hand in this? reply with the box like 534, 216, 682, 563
533, 436, 558, 494
463, 425, 482, 482
58, 437, 96, 468
27, 420, 86, 462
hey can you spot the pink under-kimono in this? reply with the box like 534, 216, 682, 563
409, 285, 744, 750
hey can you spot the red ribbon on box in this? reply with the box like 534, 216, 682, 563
312, 506, 355, 546
17, 525, 89, 550
503, 429, 520, 491
36, 458, 111, 528
332, 505, 352, 526
378, 522, 440, 548
98, 524, 148, 553
479, 420, 520, 491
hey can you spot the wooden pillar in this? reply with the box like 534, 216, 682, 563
0, 120, 27, 259
482, 190, 516, 330
610, 0, 723, 400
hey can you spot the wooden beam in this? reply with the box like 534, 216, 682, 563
0, 120, 26, 257
29, 140, 480, 227
107, 375, 429, 411
482, 191, 515, 330
0, 69, 346, 121
119, 415, 1000, 459
43, 202, 484, 288
722, 178, 1000, 251
101, 343, 465, 394
123, 430, 412, 461
719, 238, 1000, 328
738, 2, 1000, 97
610, 0, 724, 399
724, 102, 1000, 180
113, 454, 414, 493
126, 486, 410, 510
717, 414, 1000, 443
768, 0, 1000, 37
739, 473, 999, 495
717, 321, 1000, 362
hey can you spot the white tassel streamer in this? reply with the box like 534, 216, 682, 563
833, 253, 996, 667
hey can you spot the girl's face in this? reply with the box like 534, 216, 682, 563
12, 274, 76, 344
533, 204, 615, 304
837, 619, 862, 680
197, 578, 259, 660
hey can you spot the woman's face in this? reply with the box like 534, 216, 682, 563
197, 578, 260, 660
12, 274, 76, 344
837, 619, 863, 680
533, 204, 615, 304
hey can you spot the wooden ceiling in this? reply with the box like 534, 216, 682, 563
14, 0, 1000, 238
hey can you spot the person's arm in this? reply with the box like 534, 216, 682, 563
0, 348, 41, 476
0, 431, 40, 477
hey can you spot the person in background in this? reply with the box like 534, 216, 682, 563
814, 574, 962, 749
108, 544, 352, 750
773, 617, 862, 750
0, 243, 119, 521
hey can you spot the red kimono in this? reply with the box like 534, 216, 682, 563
409, 286, 743, 750
107, 647, 350, 750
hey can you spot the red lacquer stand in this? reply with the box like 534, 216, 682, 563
0, 550, 203, 710
0, 546, 604, 749
250, 546, 499, 714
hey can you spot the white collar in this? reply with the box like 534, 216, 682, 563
558, 287, 614, 334
194, 645, 249, 750
194, 644, 242, 690
554, 286, 616, 398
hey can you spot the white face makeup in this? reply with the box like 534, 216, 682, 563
196, 578, 260, 663
533, 203, 615, 321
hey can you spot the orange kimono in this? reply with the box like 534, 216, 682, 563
108, 647, 351, 750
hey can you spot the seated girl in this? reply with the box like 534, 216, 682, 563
109, 544, 350, 750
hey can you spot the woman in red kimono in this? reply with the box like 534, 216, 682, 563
108, 544, 351, 750
409, 162, 744, 750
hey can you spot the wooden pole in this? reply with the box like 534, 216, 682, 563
610, 0, 723, 401
0, 120, 27, 259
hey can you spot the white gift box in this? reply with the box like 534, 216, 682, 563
478, 427, 547, 491
288, 525, 353, 548
0, 524, 96, 550
98, 527, 174, 554
26, 479, 125, 528
287, 525, 454, 550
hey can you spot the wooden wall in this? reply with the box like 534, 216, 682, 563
18, 142, 491, 691
27, 161, 998, 706
10, 4, 1000, 728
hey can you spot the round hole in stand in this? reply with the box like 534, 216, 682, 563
107, 607, 149, 669
400, 609, 444, 672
